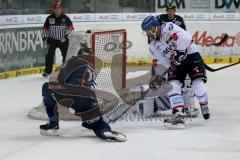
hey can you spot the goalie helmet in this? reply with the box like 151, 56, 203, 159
77, 30, 94, 67
78, 43, 92, 56
77, 43, 94, 67
77, 30, 92, 56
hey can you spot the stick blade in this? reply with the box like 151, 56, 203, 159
211, 34, 228, 46
199, 33, 229, 46
144, 83, 172, 98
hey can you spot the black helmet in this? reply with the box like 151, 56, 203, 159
166, 4, 176, 11
78, 43, 91, 56
78, 30, 92, 56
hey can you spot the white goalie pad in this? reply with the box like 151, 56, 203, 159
28, 101, 81, 121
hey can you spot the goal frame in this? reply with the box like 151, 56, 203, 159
27, 29, 127, 121
91, 29, 127, 88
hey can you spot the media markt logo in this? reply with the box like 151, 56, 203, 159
215, 0, 240, 9
235, 32, 240, 46
193, 31, 240, 47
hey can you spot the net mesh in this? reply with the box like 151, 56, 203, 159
94, 31, 126, 97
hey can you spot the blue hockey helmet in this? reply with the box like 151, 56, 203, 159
141, 16, 160, 31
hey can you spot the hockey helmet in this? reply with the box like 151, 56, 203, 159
78, 30, 92, 56
166, 4, 176, 11
78, 43, 91, 56
141, 16, 160, 31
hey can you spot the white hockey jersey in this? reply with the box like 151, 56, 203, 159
149, 22, 199, 68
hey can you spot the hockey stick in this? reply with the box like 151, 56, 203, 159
196, 34, 228, 46
204, 61, 240, 72
196, 33, 239, 72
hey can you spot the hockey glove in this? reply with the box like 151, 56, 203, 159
149, 75, 166, 89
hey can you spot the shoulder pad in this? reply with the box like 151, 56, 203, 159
164, 22, 174, 31
175, 15, 183, 20
49, 14, 55, 18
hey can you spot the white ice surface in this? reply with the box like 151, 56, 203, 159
0, 65, 240, 160
126, 70, 149, 79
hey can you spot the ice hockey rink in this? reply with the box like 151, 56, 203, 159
0, 64, 240, 160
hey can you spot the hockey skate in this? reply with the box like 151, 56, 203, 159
42, 72, 50, 78
163, 112, 185, 129
40, 122, 59, 136
183, 107, 199, 117
200, 102, 210, 120
103, 131, 127, 142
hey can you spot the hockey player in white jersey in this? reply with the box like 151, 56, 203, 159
141, 16, 210, 129
151, 61, 199, 118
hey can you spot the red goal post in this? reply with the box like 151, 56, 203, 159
91, 29, 127, 89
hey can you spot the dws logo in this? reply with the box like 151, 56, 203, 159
157, 0, 185, 9
215, 0, 240, 9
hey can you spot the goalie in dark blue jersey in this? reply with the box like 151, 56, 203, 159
39, 41, 126, 142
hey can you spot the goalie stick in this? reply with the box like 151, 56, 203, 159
204, 61, 240, 72
105, 70, 170, 123
105, 84, 172, 123
196, 34, 228, 46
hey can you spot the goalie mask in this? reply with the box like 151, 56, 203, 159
78, 30, 92, 57
77, 42, 94, 65
78, 43, 91, 56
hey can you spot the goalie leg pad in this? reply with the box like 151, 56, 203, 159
155, 95, 171, 111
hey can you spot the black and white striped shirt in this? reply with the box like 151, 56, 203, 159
42, 14, 74, 41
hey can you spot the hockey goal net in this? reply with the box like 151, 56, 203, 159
28, 29, 127, 120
